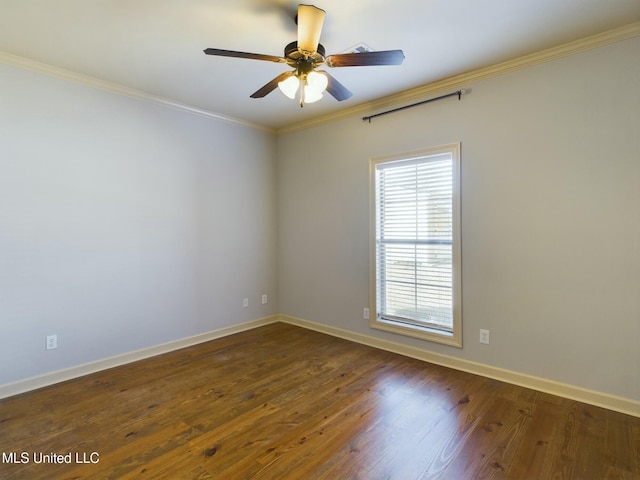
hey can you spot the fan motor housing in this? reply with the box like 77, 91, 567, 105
284, 41, 326, 64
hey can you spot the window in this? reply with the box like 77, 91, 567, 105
370, 143, 462, 347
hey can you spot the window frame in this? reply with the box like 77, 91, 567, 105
369, 143, 462, 348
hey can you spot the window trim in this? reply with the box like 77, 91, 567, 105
369, 143, 462, 348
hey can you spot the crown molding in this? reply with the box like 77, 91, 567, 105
0, 50, 276, 134
2, 22, 638, 136
277, 21, 640, 135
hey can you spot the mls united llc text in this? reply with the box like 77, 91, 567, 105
2, 451, 100, 464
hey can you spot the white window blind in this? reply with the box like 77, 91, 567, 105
375, 152, 455, 332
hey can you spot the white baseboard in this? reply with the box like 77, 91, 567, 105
0, 315, 279, 400
279, 314, 640, 418
3, 314, 638, 418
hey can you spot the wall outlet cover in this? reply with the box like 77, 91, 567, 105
46, 335, 58, 350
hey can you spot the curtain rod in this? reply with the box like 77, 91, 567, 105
362, 89, 471, 123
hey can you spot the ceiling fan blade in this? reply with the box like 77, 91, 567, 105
297, 4, 326, 53
204, 48, 286, 63
319, 71, 353, 101
326, 50, 405, 67
250, 71, 295, 98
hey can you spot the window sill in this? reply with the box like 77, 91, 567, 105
370, 317, 462, 348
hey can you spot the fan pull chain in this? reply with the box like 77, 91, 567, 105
299, 77, 305, 108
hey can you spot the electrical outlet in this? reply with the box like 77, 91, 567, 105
242, 298, 249, 308
46, 335, 58, 350
261, 294, 268, 305
479, 329, 490, 345
363, 308, 370, 320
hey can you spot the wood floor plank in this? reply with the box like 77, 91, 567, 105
311, 358, 449, 479
437, 388, 538, 479
0, 323, 638, 479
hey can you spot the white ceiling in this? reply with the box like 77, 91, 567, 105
1, 1, 639, 130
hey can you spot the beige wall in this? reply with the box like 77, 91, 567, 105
1, 35, 638, 404
277, 37, 640, 401
0, 64, 278, 385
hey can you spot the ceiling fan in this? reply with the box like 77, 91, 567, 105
204, 4, 405, 107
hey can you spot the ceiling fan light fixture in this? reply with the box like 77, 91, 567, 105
204, 5, 402, 106
278, 70, 327, 103
278, 75, 299, 99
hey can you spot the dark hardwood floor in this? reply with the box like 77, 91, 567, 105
0, 322, 638, 479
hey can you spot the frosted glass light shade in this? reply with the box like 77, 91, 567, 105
279, 71, 328, 103
304, 71, 328, 102
303, 88, 323, 103
278, 76, 299, 99
306, 71, 328, 94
